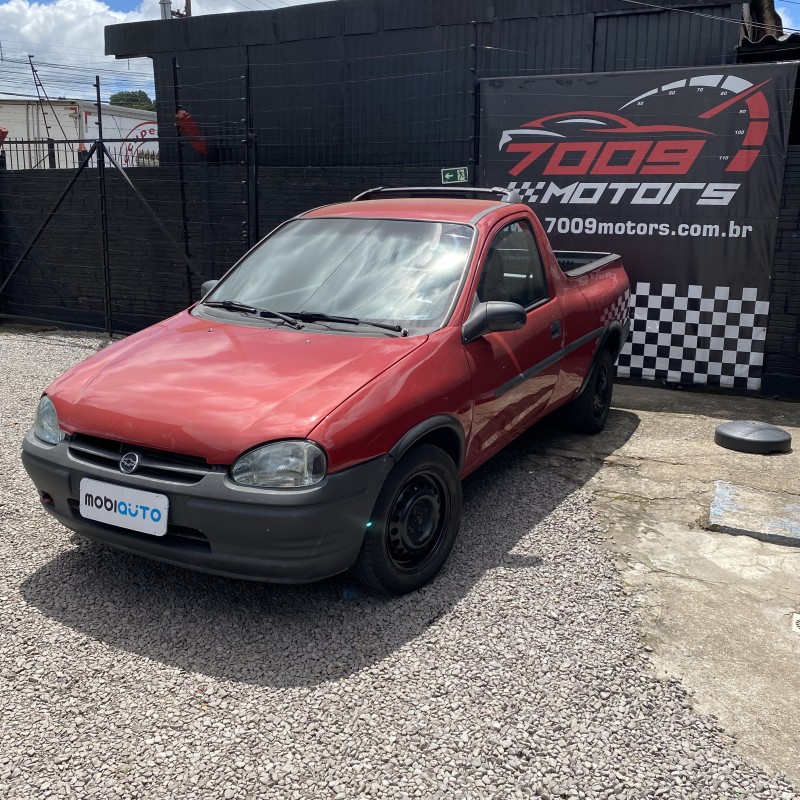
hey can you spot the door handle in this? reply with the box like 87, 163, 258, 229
550, 320, 562, 339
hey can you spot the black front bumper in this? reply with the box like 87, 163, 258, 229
21, 430, 394, 582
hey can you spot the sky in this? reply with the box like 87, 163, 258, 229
0, 0, 328, 103
775, 4, 799, 33
0, 0, 798, 104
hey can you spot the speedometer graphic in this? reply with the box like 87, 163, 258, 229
497, 71, 774, 180
618, 73, 772, 173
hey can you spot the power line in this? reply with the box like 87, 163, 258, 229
620, 0, 800, 35
2, 55, 151, 76
248, 0, 291, 8
1, 37, 140, 55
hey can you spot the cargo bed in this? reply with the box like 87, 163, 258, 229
555, 251, 622, 277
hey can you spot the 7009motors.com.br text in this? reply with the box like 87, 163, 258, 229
544, 216, 753, 239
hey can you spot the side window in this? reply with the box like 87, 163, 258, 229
476, 219, 548, 309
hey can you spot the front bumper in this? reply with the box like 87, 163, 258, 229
21, 429, 393, 582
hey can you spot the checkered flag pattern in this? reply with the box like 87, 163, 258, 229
616, 283, 769, 391
601, 288, 631, 327
507, 181, 539, 203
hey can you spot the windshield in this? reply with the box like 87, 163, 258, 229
202, 218, 474, 333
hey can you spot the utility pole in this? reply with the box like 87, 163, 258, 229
28, 56, 68, 140
95, 76, 113, 337
28, 55, 52, 140
171, 0, 191, 18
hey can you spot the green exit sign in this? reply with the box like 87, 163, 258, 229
441, 167, 469, 184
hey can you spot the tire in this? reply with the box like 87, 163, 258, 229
714, 420, 791, 454
350, 444, 462, 595
568, 348, 614, 434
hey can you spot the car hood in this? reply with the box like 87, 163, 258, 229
47, 311, 426, 464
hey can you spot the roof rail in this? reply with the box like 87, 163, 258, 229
351, 186, 523, 204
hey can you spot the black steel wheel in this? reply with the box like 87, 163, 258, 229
350, 444, 462, 595
567, 348, 614, 434
386, 470, 450, 572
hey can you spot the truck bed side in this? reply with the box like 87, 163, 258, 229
554, 250, 623, 277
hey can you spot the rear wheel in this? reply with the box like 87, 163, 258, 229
568, 348, 614, 434
351, 444, 462, 595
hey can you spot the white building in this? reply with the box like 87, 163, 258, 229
0, 98, 158, 169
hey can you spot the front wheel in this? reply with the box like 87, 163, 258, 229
567, 348, 615, 434
350, 444, 462, 595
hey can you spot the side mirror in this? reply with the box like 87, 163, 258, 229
462, 301, 526, 344
200, 279, 219, 297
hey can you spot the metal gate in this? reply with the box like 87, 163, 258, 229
0, 76, 253, 335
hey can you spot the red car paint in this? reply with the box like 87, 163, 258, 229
47, 317, 427, 466
44, 197, 629, 477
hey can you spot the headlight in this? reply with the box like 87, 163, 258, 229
33, 395, 65, 445
231, 441, 326, 488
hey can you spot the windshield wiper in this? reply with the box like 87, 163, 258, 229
203, 299, 303, 329
285, 311, 407, 336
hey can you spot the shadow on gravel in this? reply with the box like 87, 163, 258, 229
20, 410, 640, 689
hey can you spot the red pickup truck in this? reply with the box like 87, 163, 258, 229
22, 187, 629, 594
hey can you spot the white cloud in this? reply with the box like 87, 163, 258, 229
775, 6, 799, 34
1, 0, 146, 59
0, 0, 326, 101
1, 0, 151, 100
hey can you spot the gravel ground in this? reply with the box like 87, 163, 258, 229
1, 327, 798, 800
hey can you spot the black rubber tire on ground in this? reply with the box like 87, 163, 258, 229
714, 420, 792, 454
567, 348, 615, 434
350, 443, 463, 595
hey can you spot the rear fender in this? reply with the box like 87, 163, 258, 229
576, 319, 630, 397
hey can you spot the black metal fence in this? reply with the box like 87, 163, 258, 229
0, 74, 259, 334
0, 137, 160, 171
0, 58, 449, 336
0, 148, 253, 334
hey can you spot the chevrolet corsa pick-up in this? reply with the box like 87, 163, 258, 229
22, 187, 630, 594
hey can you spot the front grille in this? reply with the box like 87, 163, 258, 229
67, 498, 212, 552
68, 434, 219, 485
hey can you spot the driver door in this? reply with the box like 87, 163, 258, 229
463, 218, 563, 467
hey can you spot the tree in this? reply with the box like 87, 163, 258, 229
109, 90, 156, 112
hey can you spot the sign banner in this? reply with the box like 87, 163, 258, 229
480, 64, 798, 390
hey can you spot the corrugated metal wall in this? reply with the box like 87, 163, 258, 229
592, 6, 739, 71
108, 0, 743, 170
